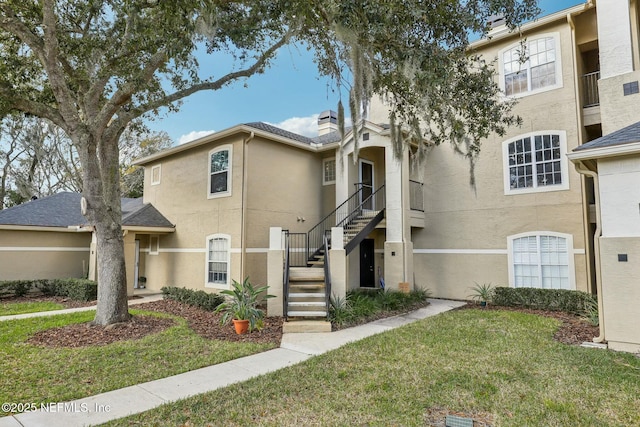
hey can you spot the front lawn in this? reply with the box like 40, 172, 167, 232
0, 300, 65, 316
0, 308, 276, 416
105, 309, 640, 426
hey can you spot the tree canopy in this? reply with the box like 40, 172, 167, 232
0, 0, 539, 325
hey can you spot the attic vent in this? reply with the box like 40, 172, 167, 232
363, 132, 370, 141
623, 81, 639, 96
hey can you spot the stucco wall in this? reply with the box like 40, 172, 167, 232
141, 133, 326, 292
412, 18, 589, 299
0, 229, 90, 280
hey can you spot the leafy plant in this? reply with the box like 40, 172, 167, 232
329, 294, 352, 327
492, 287, 597, 314
582, 297, 600, 326
468, 282, 494, 304
215, 278, 274, 332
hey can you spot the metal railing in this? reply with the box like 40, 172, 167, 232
409, 180, 424, 212
307, 183, 386, 262
582, 71, 600, 108
283, 230, 290, 320
322, 233, 331, 321
285, 231, 308, 267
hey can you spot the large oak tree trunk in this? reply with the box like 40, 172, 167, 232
76, 130, 131, 326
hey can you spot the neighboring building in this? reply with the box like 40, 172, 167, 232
0, 193, 174, 295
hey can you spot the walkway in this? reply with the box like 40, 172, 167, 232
0, 298, 465, 427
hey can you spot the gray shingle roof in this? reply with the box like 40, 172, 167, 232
0, 192, 173, 229
244, 121, 347, 146
574, 120, 640, 151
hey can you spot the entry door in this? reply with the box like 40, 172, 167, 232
359, 239, 375, 288
359, 159, 374, 210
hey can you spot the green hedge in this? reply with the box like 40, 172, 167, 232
493, 287, 597, 314
0, 279, 97, 301
161, 286, 225, 311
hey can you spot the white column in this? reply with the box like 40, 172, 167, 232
267, 227, 284, 317
329, 227, 347, 299
598, 0, 634, 79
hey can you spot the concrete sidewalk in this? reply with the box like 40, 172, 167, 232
0, 294, 164, 322
0, 298, 465, 427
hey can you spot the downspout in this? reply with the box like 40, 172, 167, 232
573, 161, 605, 343
241, 131, 255, 281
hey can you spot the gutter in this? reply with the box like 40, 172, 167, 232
241, 131, 255, 281
572, 160, 605, 343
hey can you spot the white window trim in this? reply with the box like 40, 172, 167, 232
149, 235, 160, 255
498, 32, 563, 99
507, 231, 576, 290
151, 164, 161, 186
205, 233, 231, 289
207, 144, 232, 199
502, 130, 570, 195
323, 157, 336, 185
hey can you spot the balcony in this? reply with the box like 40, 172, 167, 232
582, 71, 600, 107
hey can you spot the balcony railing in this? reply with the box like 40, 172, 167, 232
582, 71, 600, 108
410, 180, 424, 212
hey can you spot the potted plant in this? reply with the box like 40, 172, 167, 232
468, 282, 494, 307
215, 277, 274, 334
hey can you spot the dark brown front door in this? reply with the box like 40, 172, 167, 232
360, 239, 375, 287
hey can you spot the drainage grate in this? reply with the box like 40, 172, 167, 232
445, 414, 474, 427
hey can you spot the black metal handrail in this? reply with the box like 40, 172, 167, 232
322, 233, 331, 321
307, 184, 386, 263
283, 230, 290, 321
409, 180, 424, 212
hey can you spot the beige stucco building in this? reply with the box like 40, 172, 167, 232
2, 0, 640, 350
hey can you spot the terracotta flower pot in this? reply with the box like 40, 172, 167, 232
233, 319, 250, 334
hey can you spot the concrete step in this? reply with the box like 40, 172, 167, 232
289, 301, 326, 307
287, 310, 328, 317
282, 319, 332, 333
289, 292, 325, 298
289, 267, 325, 281
289, 283, 325, 291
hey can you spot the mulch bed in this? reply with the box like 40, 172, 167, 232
24, 299, 283, 348
7, 296, 598, 348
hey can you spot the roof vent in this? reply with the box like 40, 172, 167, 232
487, 14, 506, 29
318, 110, 338, 136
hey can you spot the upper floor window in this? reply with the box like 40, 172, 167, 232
323, 158, 336, 185
503, 131, 569, 195
208, 145, 232, 198
508, 232, 575, 290
500, 34, 562, 97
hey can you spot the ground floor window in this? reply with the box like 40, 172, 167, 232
206, 234, 229, 287
508, 232, 574, 290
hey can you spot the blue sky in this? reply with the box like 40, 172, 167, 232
145, 0, 585, 144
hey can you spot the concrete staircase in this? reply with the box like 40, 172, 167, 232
342, 210, 382, 247
284, 266, 331, 333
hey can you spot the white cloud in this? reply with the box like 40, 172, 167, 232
267, 114, 319, 137
178, 130, 215, 145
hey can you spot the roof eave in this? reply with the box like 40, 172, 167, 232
568, 141, 640, 162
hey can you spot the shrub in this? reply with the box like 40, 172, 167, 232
492, 287, 597, 315
0, 279, 96, 301
161, 286, 225, 311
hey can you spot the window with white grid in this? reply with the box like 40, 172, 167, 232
208, 145, 232, 198
206, 235, 229, 287
323, 158, 336, 185
509, 233, 573, 290
503, 131, 569, 195
500, 34, 562, 97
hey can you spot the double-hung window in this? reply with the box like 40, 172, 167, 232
206, 234, 230, 287
503, 131, 569, 194
208, 145, 232, 198
500, 34, 562, 97
508, 233, 574, 290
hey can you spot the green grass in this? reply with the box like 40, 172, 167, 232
0, 309, 276, 416
105, 309, 640, 426
0, 300, 66, 316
